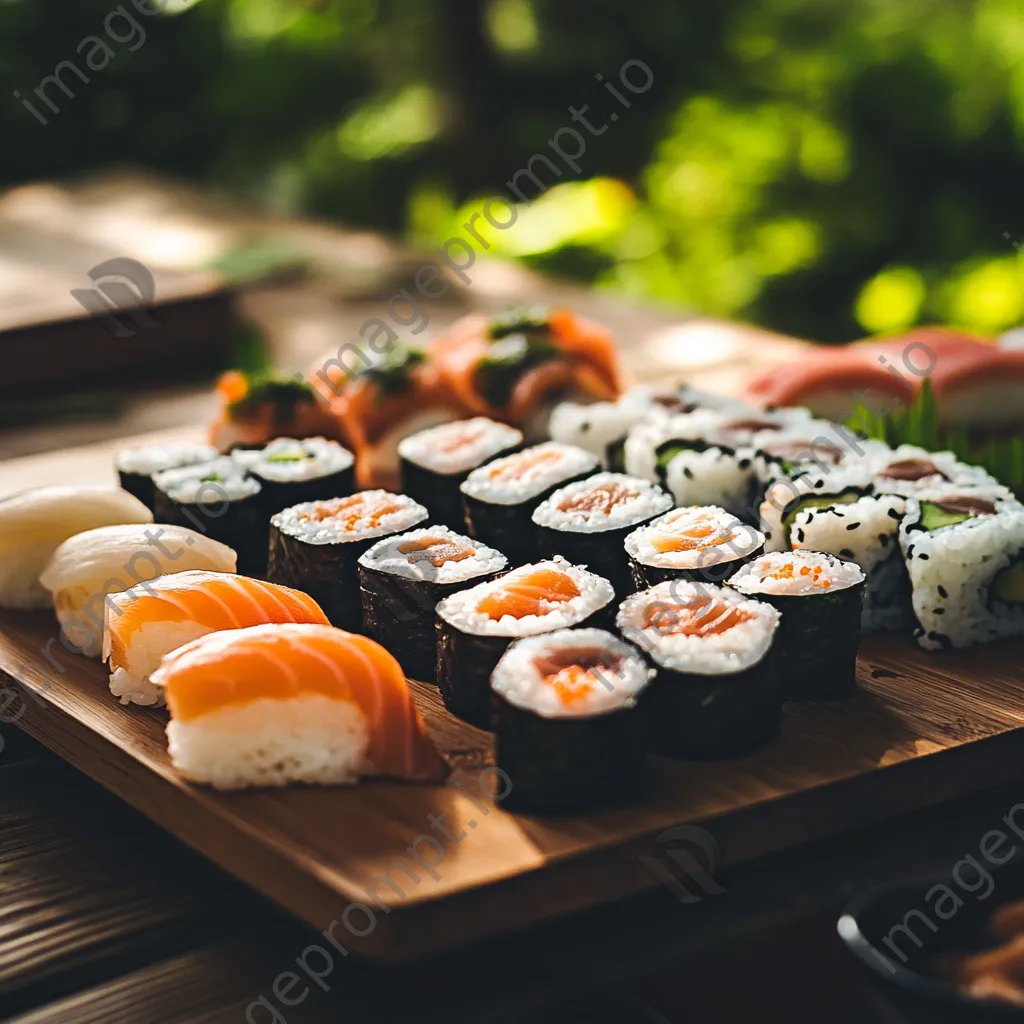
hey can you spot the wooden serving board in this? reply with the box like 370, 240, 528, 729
2, 435, 1024, 961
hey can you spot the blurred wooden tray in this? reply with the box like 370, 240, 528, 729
2, 436, 1024, 960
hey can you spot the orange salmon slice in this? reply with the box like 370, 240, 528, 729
644, 596, 753, 636
558, 482, 639, 516
299, 493, 404, 532
476, 568, 579, 619
397, 535, 475, 567
488, 448, 562, 483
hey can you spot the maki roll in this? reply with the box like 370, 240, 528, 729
435, 557, 615, 728
728, 550, 866, 700
491, 628, 652, 814
268, 491, 427, 631
616, 580, 782, 759
397, 418, 522, 530
531, 472, 672, 598
460, 442, 599, 565
789, 492, 912, 633
115, 441, 217, 511
899, 490, 1024, 650
232, 437, 355, 517
153, 458, 267, 577
625, 506, 766, 590
358, 526, 507, 681
872, 445, 1002, 499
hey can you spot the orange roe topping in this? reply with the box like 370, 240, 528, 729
543, 663, 600, 705
767, 559, 832, 589
476, 568, 580, 619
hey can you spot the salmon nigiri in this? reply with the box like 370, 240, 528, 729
152, 623, 448, 789
103, 570, 329, 707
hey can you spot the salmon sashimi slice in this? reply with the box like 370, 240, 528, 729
397, 535, 475, 567
152, 623, 448, 782
476, 568, 580, 620
103, 570, 329, 669
644, 595, 754, 636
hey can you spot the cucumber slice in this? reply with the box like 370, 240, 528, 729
993, 559, 1024, 605
782, 489, 863, 544
919, 501, 972, 532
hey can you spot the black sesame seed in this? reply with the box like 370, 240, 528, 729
937, 585, 948, 599
933, 607, 945, 615
918, 553, 930, 560
796, 528, 805, 543
887, 508, 901, 520
683, 467, 694, 480
879, 534, 889, 547
579, 421, 591, 434
738, 458, 751, 470
906, 546, 915, 559
846, 522, 861, 531
840, 548, 854, 558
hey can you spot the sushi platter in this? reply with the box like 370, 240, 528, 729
2, 307, 1024, 960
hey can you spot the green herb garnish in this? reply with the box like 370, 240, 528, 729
361, 347, 426, 396
488, 306, 552, 340
229, 374, 318, 428
846, 377, 1024, 498
474, 334, 559, 407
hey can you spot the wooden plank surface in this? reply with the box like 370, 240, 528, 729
2, 433, 1024, 960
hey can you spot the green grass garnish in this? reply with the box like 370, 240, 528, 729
846, 378, 1024, 497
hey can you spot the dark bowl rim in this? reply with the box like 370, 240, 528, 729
838, 880, 1024, 1017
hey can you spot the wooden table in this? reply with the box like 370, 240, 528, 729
0, 173, 1008, 1023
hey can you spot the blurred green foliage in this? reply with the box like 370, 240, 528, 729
3, 0, 1023, 342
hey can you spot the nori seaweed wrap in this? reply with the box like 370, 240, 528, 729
267, 491, 427, 631
727, 550, 865, 700
625, 505, 765, 592
490, 628, 652, 814
435, 557, 615, 728
397, 418, 522, 531
460, 442, 599, 566
531, 472, 672, 599
357, 526, 507, 681
232, 437, 355, 518
152, 457, 266, 576
617, 580, 783, 758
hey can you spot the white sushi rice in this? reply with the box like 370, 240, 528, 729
491, 628, 652, 718
625, 506, 765, 570
664, 447, 755, 515
271, 491, 428, 545
115, 441, 218, 476
0, 486, 152, 610
460, 442, 598, 506
729, 550, 865, 597
153, 457, 261, 504
789, 493, 908, 632
39, 524, 237, 659
165, 695, 369, 789
108, 620, 214, 706
616, 580, 780, 675
623, 411, 727, 482
900, 497, 1024, 650
397, 418, 522, 475
357, 525, 507, 584
231, 437, 353, 483
758, 461, 876, 552
436, 557, 614, 637
531, 473, 672, 533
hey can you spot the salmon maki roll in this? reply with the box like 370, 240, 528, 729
152, 623, 448, 789
431, 307, 621, 439
103, 570, 329, 707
